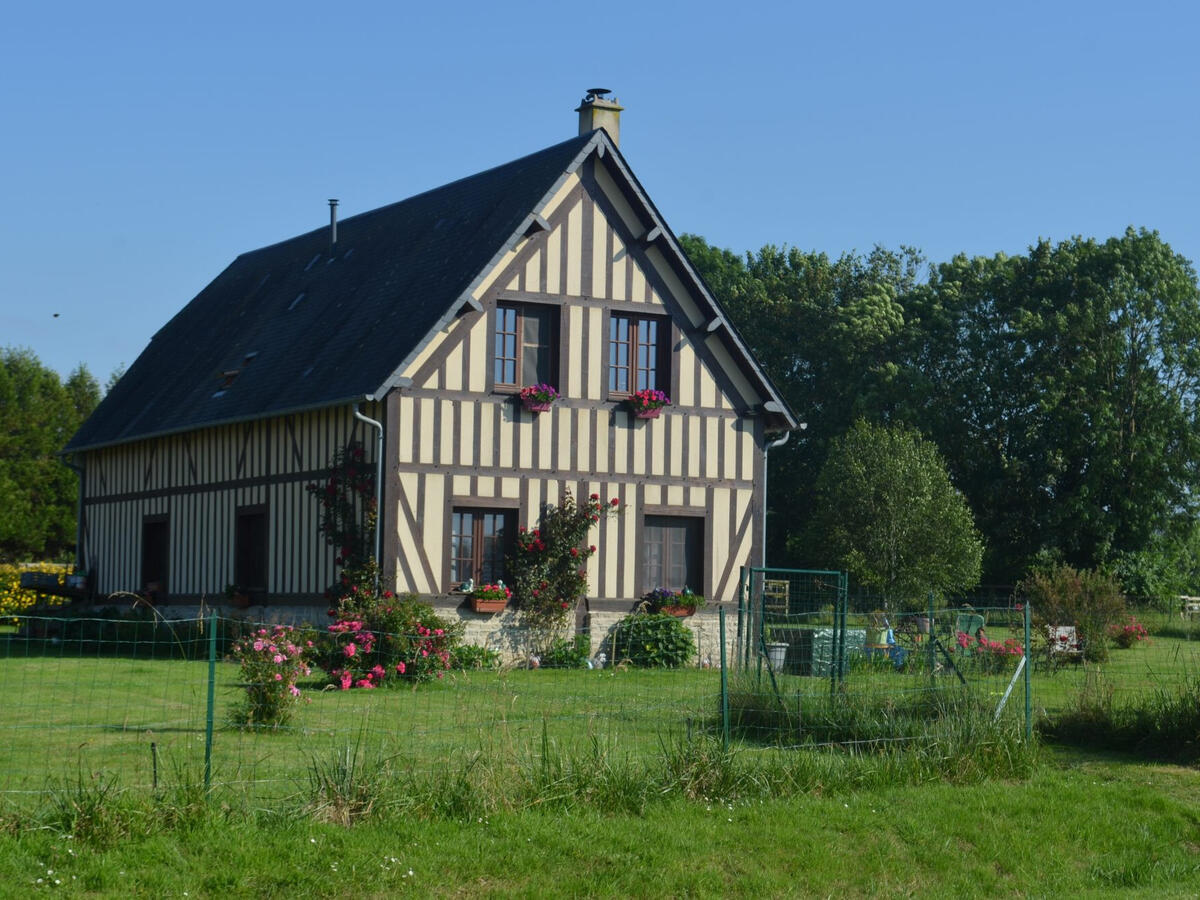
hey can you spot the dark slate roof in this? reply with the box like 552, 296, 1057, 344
67, 133, 597, 452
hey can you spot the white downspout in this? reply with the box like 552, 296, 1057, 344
762, 432, 789, 566
762, 422, 805, 567
353, 402, 385, 590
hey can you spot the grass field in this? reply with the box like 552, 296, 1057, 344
0, 749, 1195, 897
2, 613, 1196, 798
0, 614, 1197, 895
0, 651, 718, 798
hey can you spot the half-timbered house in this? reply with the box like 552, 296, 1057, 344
65, 92, 797, 639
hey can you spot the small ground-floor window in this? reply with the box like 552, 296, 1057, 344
450, 507, 515, 588
141, 514, 169, 600
235, 505, 269, 600
643, 514, 702, 595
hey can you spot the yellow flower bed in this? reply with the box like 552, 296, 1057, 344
0, 562, 72, 615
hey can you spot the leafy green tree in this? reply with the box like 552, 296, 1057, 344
0, 349, 99, 562
688, 227, 1200, 590
798, 420, 983, 604
681, 235, 925, 564
906, 229, 1200, 581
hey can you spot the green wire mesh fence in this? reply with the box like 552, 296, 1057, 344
733, 569, 1033, 750
0, 613, 721, 800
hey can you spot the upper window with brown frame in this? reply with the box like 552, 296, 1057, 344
608, 313, 667, 396
494, 303, 558, 390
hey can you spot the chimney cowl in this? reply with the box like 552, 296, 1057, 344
575, 89, 623, 145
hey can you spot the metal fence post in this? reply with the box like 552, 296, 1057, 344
204, 611, 217, 791
1024, 599, 1032, 741
719, 606, 729, 750
736, 567, 745, 670
927, 591, 936, 682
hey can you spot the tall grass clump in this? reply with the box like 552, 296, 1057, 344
723, 674, 1036, 781
1040, 664, 1200, 762
301, 737, 398, 826
41, 770, 142, 848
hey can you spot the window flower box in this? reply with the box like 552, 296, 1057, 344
642, 586, 704, 616
519, 383, 559, 412
469, 583, 511, 613
627, 389, 670, 419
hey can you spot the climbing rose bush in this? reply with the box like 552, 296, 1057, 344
306, 442, 463, 689
509, 490, 622, 634
230, 624, 313, 727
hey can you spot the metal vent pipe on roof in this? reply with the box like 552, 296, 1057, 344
328, 199, 339, 252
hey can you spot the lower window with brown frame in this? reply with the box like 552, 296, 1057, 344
643, 515, 703, 595
141, 515, 169, 601
450, 507, 516, 588
234, 505, 269, 601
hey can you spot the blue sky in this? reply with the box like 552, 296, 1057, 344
3, 0, 1197, 383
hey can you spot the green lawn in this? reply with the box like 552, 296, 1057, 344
0, 655, 718, 798
2, 621, 1196, 799
0, 750, 1196, 897
1, 621, 1198, 896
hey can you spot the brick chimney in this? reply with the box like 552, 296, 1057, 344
575, 89, 623, 145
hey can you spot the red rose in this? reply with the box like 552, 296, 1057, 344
610, 497, 620, 506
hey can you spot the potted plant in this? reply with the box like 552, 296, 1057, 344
643, 586, 705, 616
867, 610, 890, 647
764, 626, 789, 672
519, 383, 559, 412
626, 388, 670, 419
469, 582, 511, 613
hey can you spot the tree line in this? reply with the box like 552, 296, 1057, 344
0, 349, 102, 562
682, 227, 1200, 602
8, 227, 1200, 604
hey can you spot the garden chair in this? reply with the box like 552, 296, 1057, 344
1047, 625, 1082, 659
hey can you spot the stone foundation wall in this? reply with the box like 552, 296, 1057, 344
145, 600, 739, 668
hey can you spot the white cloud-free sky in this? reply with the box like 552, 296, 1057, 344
3, 0, 1197, 382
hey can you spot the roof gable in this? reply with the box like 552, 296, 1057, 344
68, 130, 794, 453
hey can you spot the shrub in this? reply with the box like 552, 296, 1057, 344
1107, 615, 1149, 649
1017, 564, 1125, 662
317, 592, 463, 688
0, 562, 71, 616
540, 634, 591, 669
306, 443, 463, 688
955, 630, 1024, 675
451, 643, 501, 670
611, 613, 695, 668
230, 624, 313, 727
